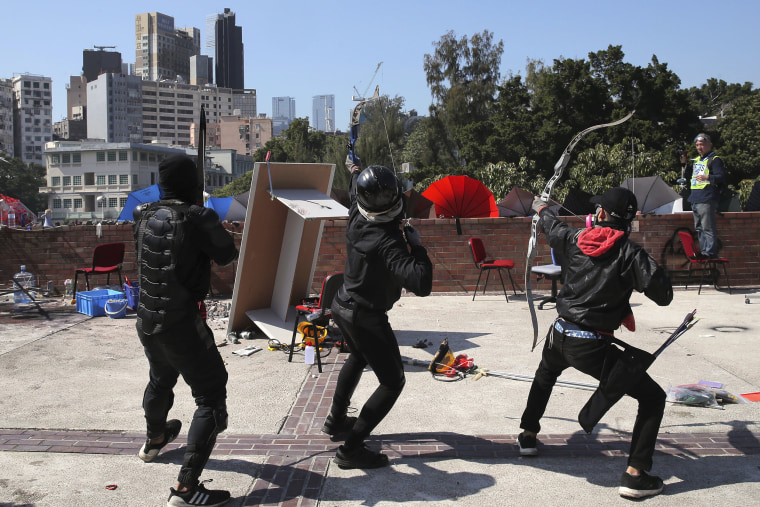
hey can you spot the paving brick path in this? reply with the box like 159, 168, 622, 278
2, 353, 758, 506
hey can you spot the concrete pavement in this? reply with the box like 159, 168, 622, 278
1, 285, 759, 506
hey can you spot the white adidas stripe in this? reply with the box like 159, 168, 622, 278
188, 491, 209, 504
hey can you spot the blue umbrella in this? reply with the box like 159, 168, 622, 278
205, 195, 247, 221
117, 184, 163, 221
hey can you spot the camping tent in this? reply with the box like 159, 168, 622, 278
0, 193, 37, 227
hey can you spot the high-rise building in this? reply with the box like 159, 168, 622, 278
311, 95, 335, 133
210, 8, 244, 89
232, 89, 257, 118
87, 72, 143, 143
0, 79, 14, 157
11, 74, 53, 164
82, 48, 122, 83
134, 12, 201, 82
272, 96, 295, 135
190, 55, 213, 86
140, 80, 237, 145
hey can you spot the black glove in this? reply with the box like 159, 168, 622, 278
404, 224, 422, 248
532, 197, 548, 214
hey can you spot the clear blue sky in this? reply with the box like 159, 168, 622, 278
4, 0, 758, 126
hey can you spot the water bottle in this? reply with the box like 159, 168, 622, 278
304, 345, 315, 365
64, 279, 74, 300
13, 265, 34, 305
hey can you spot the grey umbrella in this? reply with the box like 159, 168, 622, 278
620, 176, 681, 214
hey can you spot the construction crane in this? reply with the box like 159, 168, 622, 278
352, 62, 383, 101
93, 45, 117, 51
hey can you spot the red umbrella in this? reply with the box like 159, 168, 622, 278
422, 175, 499, 218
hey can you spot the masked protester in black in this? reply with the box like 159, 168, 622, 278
133, 154, 238, 507
322, 157, 433, 469
518, 187, 673, 500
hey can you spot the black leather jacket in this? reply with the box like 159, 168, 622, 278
133, 201, 238, 334
538, 208, 673, 333
341, 172, 433, 311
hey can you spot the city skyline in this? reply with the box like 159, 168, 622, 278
2, 0, 758, 128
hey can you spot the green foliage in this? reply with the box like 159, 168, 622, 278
568, 138, 677, 199
0, 157, 47, 211
213, 170, 252, 197
474, 158, 545, 200
423, 30, 504, 164
353, 95, 407, 172
688, 78, 755, 118
715, 92, 760, 186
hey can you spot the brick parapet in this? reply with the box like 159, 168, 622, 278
2, 213, 758, 296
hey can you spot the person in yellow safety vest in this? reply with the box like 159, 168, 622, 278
687, 133, 726, 258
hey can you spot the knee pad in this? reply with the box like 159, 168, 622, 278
213, 405, 228, 434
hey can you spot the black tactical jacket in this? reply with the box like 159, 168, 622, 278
538, 208, 673, 333
341, 172, 433, 311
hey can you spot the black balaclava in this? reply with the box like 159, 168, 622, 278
159, 154, 199, 203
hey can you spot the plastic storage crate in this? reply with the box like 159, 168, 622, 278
76, 289, 125, 317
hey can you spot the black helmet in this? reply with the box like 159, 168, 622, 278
356, 165, 402, 214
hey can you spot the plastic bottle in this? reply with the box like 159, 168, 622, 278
304, 345, 315, 364
13, 265, 34, 305
64, 279, 73, 300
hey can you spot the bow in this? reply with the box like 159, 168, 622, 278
525, 110, 635, 351
348, 85, 380, 165
197, 104, 207, 205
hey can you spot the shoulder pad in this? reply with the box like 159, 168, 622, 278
188, 205, 220, 228
133, 202, 154, 221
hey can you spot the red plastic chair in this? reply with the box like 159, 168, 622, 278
468, 237, 519, 302
74, 242, 125, 295
289, 272, 344, 372
678, 231, 731, 294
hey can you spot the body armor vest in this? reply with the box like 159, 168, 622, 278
135, 202, 195, 335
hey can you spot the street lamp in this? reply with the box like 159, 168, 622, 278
96, 195, 106, 222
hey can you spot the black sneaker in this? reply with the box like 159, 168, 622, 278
167, 480, 230, 506
139, 419, 182, 462
517, 432, 538, 456
619, 470, 664, 499
321, 414, 357, 438
334, 444, 389, 469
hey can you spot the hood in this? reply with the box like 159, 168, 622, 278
577, 227, 626, 257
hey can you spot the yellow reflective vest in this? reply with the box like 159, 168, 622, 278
690, 153, 719, 190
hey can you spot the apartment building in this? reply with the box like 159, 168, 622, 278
41, 140, 185, 222
87, 72, 144, 142
135, 12, 201, 83
0, 79, 14, 157
212, 115, 272, 156
12, 74, 53, 165
204, 149, 254, 191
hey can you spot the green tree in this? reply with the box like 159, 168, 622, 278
474, 158, 545, 200
424, 30, 504, 165
568, 138, 675, 199
352, 95, 407, 172
0, 157, 47, 212
688, 78, 755, 118
715, 92, 760, 198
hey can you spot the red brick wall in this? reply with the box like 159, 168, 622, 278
2, 213, 757, 296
